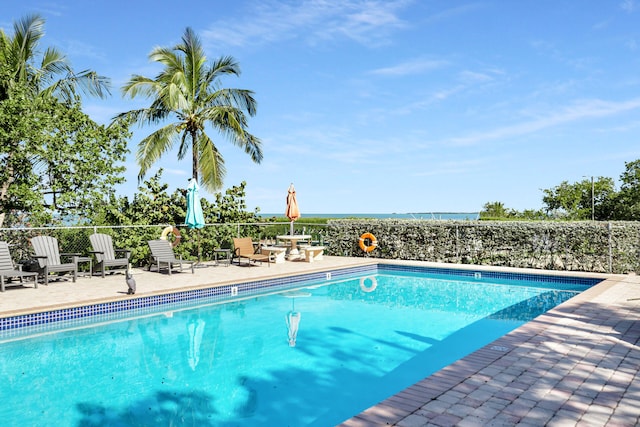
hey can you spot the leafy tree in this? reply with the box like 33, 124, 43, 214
115, 27, 262, 192
480, 201, 509, 219
91, 170, 261, 263
0, 78, 129, 227
516, 209, 548, 220
479, 201, 547, 221
542, 177, 615, 220
213, 181, 260, 223
0, 14, 123, 227
609, 160, 640, 220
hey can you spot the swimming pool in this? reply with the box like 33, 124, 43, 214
0, 265, 600, 426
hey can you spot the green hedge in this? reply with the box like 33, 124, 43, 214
325, 220, 640, 274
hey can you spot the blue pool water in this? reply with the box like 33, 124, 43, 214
0, 268, 595, 426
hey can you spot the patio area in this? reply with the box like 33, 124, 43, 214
1, 257, 638, 426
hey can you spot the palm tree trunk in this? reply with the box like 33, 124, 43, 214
191, 129, 198, 181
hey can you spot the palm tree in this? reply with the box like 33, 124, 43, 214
115, 27, 262, 192
0, 14, 110, 102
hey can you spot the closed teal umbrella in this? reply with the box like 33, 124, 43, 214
186, 178, 205, 263
186, 178, 205, 229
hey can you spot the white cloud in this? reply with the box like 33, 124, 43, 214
448, 98, 640, 146
64, 40, 107, 62
384, 68, 501, 115
458, 70, 494, 84
424, 3, 486, 23
621, 0, 636, 13
202, 0, 411, 49
369, 58, 449, 76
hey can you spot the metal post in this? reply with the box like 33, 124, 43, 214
591, 176, 595, 221
608, 222, 612, 273
583, 175, 595, 220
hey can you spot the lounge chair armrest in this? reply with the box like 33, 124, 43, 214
60, 252, 82, 262
88, 250, 105, 255
115, 249, 132, 258
33, 255, 48, 266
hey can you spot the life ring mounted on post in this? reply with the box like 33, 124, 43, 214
358, 232, 378, 253
161, 226, 182, 247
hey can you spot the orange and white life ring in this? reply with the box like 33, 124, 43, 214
358, 232, 378, 253
359, 276, 378, 292
161, 226, 182, 247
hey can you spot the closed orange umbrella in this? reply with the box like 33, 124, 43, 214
285, 183, 300, 235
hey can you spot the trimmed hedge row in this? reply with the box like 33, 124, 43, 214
325, 220, 640, 274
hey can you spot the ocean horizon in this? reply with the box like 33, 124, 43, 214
259, 212, 480, 220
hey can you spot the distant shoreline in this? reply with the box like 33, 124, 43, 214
259, 212, 480, 220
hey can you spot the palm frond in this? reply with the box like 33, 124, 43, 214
136, 124, 181, 181
122, 75, 160, 98
203, 106, 263, 164
149, 47, 183, 72
12, 14, 45, 78
197, 133, 226, 192
179, 28, 207, 98
178, 130, 191, 160
39, 47, 70, 76
113, 107, 170, 127
209, 56, 241, 78
208, 88, 258, 116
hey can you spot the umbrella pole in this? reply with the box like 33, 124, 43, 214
290, 221, 294, 235
197, 229, 202, 263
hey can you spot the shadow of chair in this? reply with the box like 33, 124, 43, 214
89, 233, 131, 278
0, 241, 39, 292
147, 239, 194, 275
30, 235, 78, 285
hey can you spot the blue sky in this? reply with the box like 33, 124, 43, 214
3, 1, 640, 214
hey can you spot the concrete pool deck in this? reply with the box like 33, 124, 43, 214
1, 257, 638, 426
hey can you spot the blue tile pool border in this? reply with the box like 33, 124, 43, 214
378, 264, 603, 287
0, 264, 375, 338
0, 263, 602, 339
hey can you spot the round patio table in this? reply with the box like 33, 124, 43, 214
276, 235, 312, 260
